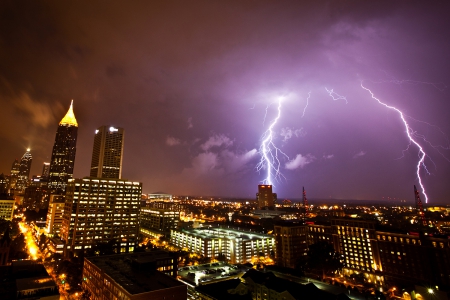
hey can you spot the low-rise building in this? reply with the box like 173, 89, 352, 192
82, 251, 186, 300
170, 227, 275, 264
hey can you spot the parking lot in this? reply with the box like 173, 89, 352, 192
178, 262, 250, 285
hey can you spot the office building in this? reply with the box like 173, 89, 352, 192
16, 149, 32, 191
9, 158, 20, 190
82, 251, 186, 300
90, 126, 124, 179
273, 222, 308, 268
256, 185, 277, 210
41, 162, 50, 180
60, 177, 141, 256
48, 101, 78, 192
170, 227, 275, 264
307, 223, 333, 245
45, 195, 66, 236
140, 207, 180, 238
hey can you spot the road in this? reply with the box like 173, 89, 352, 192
19, 221, 69, 300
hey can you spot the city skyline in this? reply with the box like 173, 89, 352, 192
1, 2, 450, 201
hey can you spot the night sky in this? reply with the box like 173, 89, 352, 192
1, 1, 450, 202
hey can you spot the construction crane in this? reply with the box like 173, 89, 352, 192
414, 185, 427, 226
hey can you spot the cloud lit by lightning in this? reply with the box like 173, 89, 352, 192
325, 87, 348, 104
256, 97, 289, 185
361, 82, 430, 203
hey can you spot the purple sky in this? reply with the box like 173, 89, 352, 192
1, 1, 450, 202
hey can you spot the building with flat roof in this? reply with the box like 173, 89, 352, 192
170, 227, 275, 264
140, 207, 180, 238
82, 251, 186, 300
256, 185, 277, 210
60, 177, 141, 256
273, 222, 308, 268
90, 125, 124, 179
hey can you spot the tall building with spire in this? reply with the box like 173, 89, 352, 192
48, 101, 78, 192
90, 126, 124, 179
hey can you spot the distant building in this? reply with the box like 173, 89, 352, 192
41, 162, 50, 180
170, 227, 275, 264
61, 177, 141, 256
273, 222, 308, 268
9, 158, 20, 189
48, 101, 78, 192
89, 125, 124, 179
82, 251, 186, 300
0, 173, 8, 195
140, 207, 180, 238
23, 177, 49, 210
256, 185, 277, 210
16, 149, 32, 191
45, 195, 65, 236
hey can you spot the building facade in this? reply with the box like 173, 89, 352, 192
170, 227, 275, 264
48, 101, 78, 192
45, 195, 66, 236
0, 199, 15, 221
16, 149, 32, 192
60, 177, 141, 256
82, 251, 186, 300
90, 126, 124, 179
256, 185, 277, 210
273, 222, 308, 268
140, 207, 180, 237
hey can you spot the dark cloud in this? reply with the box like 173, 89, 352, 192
1, 1, 450, 201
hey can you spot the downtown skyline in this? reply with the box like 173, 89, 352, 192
1, 1, 450, 201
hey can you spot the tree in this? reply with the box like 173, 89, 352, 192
307, 241, 343, 280
39, 233, 47, 248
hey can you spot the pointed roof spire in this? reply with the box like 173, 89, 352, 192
59, 100, 78, 127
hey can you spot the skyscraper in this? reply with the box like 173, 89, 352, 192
16, 149, 32, 191
9, 158, 20, 189
41, 162, 50, 180
48, 101, 78, 192
90, 126, 124, 179
256, 184, 277, 210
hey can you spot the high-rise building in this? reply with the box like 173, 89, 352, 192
9, 159, 20, 189
41, 162, 50, 180
90, 126, 124, 179
61, 177, 141, 256
45, 195, 66, 236
256, 184, 277, 210
274, 221, 308, 268
16, 149, 32, 191
48, 101, 78, 192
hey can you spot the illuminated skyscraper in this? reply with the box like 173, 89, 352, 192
256, 184, 277, 210
41, 162, 50, 180
9, 159, 20, 189
90, 126, 124, 179
16, 149, 32, 191
48, 101, 78, 192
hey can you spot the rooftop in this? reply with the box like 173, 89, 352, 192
86, 251, 184, 295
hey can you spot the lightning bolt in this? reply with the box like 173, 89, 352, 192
302, 91, 312, 118
325, 87, 348, 104
256, 97, 289, 185
361, 82, 430, 203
